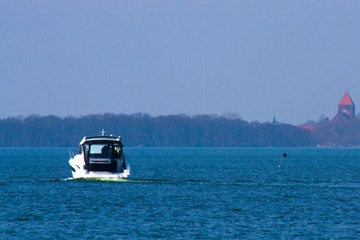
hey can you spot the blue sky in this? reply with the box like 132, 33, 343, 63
1, 1, 359, 124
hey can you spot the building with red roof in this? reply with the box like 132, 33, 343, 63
332, 92, 355, 121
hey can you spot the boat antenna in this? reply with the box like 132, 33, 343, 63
101, 129, 106, 136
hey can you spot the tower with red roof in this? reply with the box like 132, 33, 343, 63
332, 92, 355, 121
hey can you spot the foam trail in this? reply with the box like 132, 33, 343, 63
63, 177, 165, 184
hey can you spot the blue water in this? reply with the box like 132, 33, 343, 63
1, 148, 360, 239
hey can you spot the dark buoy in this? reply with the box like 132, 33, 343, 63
278, 153, 287, 167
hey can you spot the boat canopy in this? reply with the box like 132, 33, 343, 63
79, 136, 122, 145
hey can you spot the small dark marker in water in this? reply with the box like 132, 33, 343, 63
278, 153, 287, 167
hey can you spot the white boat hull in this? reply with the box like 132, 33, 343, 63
71, 169, 130, 180
69, 154, 130, 180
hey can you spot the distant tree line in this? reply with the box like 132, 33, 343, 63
311, 117, 360, 147
0, 113, 358, 147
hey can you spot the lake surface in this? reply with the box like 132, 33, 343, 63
1, 148, 360, 239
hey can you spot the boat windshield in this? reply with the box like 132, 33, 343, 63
88, 143, 123, 159
90, 144, 111, 158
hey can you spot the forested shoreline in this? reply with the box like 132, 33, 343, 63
0, 113, 359, 147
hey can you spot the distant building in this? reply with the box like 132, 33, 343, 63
272, 116, 279, 124
272, 116, 285, 125
332, 92, 355, 122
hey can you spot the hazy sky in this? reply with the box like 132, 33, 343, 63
1, 1, 359, 124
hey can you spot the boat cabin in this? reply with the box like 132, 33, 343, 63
78, 136, 126, 173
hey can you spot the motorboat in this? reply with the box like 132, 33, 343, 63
69, 131, 130, 179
